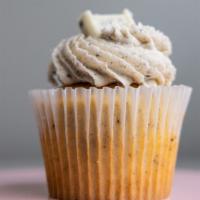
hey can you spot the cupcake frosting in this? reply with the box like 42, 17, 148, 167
49, 9, 176, 87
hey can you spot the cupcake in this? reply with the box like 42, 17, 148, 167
30, 9, 192, 200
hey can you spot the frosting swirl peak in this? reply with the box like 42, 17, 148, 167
49, 9, 176, 87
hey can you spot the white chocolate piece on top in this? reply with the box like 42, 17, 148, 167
79, 9, 135, 37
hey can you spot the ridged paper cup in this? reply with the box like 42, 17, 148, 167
30, 85, 192, 200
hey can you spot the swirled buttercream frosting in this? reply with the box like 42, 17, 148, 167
48, 9, 176, 87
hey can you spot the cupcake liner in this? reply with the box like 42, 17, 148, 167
30, 85, 192, 200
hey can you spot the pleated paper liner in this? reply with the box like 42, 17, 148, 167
30, 85, 192, 200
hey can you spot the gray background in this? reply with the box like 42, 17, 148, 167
0, 0, 199, 168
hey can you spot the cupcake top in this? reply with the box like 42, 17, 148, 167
48, 9, 176, 87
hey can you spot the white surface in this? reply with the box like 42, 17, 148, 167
0, 168, 199, 200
